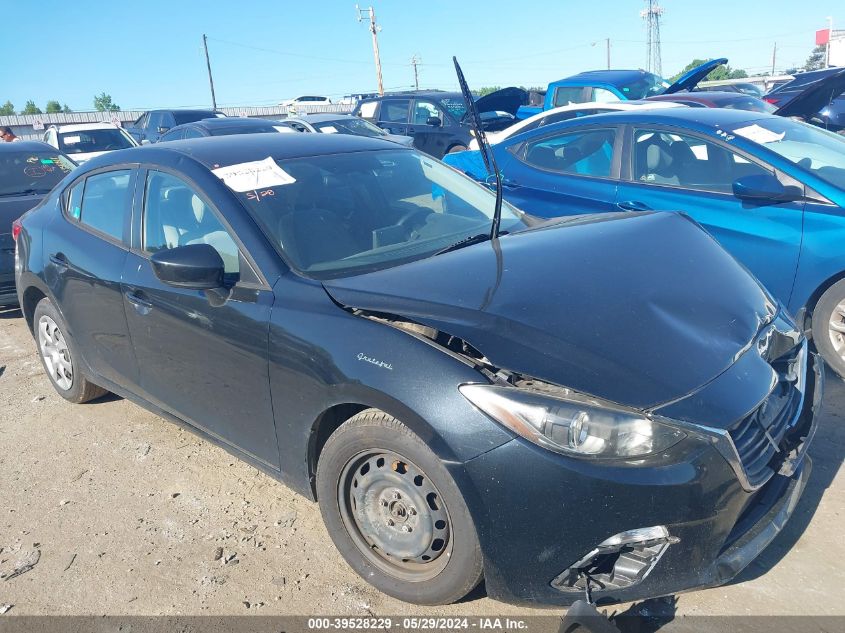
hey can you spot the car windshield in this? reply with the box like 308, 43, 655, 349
619, 73, 671, 99
0, 151, 75, 196
233, 149, 528, 279
719, 97, 777, 113
312, 118, 387, 137
58, 128, 134, 154
730, 117, 845, 189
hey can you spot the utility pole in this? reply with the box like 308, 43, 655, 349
356, 5, 384, 96
202, 34, 217, 110
606, 38, 611, 69
641, 0, 664, 76
826, 16, 834, 68
410, 55, 421, 90
771, 41, 777, 77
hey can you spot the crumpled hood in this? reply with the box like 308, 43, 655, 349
323, 212, 775, 410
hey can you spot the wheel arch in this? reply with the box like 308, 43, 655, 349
797, 269, 845, 338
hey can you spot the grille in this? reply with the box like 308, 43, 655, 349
728, 342, 805, 489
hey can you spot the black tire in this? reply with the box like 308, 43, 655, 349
32, 297, 108, 404
446, 144, 468, 154
316, 409, 483, 605
812, 278, 845, 379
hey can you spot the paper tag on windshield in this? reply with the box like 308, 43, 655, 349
321, 126, 338, 134
732, 124, 785, 144
212, 156, 296, 192
63, 135, 81, 144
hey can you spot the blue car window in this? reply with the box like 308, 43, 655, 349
552, 87, 586, 107
78, 170, 132, 241
522, 129, 616, 178
634, 130, 770, 193
143, 170, 241, 275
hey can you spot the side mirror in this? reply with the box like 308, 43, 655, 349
426, 116, 442, 127
150, 244, 224, 290
157, 126, 170, 135
732, 173, 802, 203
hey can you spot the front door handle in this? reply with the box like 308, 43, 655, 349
617, 200, 651, 212
125, 291, 153, 315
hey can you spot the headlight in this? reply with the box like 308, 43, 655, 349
460, 384, 685, 459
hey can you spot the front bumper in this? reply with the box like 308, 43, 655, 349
462, 352, 822, 607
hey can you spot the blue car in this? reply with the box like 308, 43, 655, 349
445, 108, 845, 375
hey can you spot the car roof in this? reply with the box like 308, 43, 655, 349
0, 140, 57, 152
550, 69, 657, 86
364, 91, 461, 101
293, 113, 359, 123
150, 108, 218, 115
185, 117, 278, 130
52, 122, 121, 133
84, 132, 406, 171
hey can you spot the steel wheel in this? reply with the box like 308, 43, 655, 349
338, 450, 452, 582
828, 297, 845, 362
38, 314, 73, 391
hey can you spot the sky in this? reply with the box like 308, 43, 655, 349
1, 0, 840, 112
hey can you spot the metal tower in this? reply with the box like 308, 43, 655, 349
641, 0, 664, 75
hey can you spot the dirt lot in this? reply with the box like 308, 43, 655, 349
0, 304, 843, 620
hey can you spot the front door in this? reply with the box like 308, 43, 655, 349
617, 127, 803, 303
376, 98, 410, 136
408, 99, 453, 157
43, 167, 139, 386
121, 169, 280, 468
501, 126, 621, 218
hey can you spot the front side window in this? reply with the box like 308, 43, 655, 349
77, 170, 132, 240
183, 127, 204, 139
379, 99, 410, 123
412, 100, 443, 125
143, 170, 240, 275
633, 130, 770, 192
231, 149, 528, 279
591, 88, 619, 103
521, 128, 616, 177
58, 128, 135, 154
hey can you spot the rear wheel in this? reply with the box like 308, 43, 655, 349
33, 298, 107, 403
316, 409, 483, 605
447, 144, 468, 154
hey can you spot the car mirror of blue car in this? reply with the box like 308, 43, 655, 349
732, 173, 803, 204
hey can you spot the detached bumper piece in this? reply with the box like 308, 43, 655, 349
551, 526, 678, 593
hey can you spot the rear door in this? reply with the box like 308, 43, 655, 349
500, 125, 622, 218
376, 98, 410, 136
42, 167, 140, 386
616, 126, 803, 302
121, 168, 280, 468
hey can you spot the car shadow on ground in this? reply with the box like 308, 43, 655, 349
727, 367, 845, 586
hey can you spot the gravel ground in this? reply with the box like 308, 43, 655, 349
0, 304, 842, 621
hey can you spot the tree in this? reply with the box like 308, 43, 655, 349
21, 100, 42, 115
476, 86, 502, 97
0, 101, 14, 116
804, 45, 826, 72
62, 104, 72, 113
45, 100, 62, 113
94, 92, 120, 112
668, 59, 748, 83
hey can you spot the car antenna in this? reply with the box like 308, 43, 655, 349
453, 56, 503, 240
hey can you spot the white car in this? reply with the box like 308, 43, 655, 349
43, 122, 138, 163
467, 100, 685, 149
278, 95, 332, 107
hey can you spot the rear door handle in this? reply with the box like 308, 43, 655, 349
49, 254, 68, 270
617, 200, 651, 212
125, 291, 153, 314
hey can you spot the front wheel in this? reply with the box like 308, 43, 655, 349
316, 409, 483, 605
812, 278, 845, 378
446, 144, 468, 154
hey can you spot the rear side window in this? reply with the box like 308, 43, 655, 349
553, 87, 586, 107
379, 99, 410, 123
521, 128, 616, 178
76, 170, 132, 241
